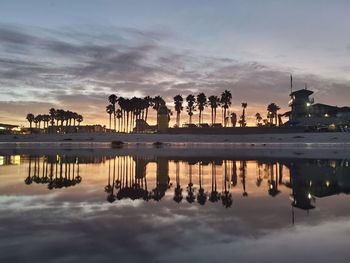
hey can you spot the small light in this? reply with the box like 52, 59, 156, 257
306, 102, 311, 107
324, 113, 329, 117
326, 181, 330, 187
308, 193, 312, 199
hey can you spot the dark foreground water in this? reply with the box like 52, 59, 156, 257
1, 152, 350, 263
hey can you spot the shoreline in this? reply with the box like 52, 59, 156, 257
1, 132, 350, 159
1, 131, 350, 144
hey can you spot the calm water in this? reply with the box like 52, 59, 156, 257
1, 153, 350, 262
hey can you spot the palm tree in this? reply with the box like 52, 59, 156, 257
26, 113, 34, 129
196, 93, 207, 124
106, 104, 114, 130
186, 94, 196, 124
239, 102, 248, 127
255, 113, 262, 126
143, 96, 152, 122
76, 115, 83, 126
173, 95, 183, 127
108, 94, 118, 131
116, 109, 122, 132
152, 96, 165, 112
267, 103, 280, 126
230, 112, 237, 127
49, 108, 56, 127
208, 95, 220, 125
220, 90, 232, 127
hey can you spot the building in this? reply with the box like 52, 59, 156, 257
0, 123, 20, 134
283, 88, 350, 128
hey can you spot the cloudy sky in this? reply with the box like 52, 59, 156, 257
0, 0, 350, 126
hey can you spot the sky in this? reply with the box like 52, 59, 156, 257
0, 0, 350, 126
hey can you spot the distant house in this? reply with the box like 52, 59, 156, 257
0, 123, 19, 134
283, 89, 350, 128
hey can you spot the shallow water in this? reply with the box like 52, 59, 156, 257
1, 152, 350, 262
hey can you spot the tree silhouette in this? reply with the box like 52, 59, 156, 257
186, 94, 196, 124
230, 112, 237, 127
173, 95, 183, 127
255, 112, 262, 126
220, 90, 232, 127
239, 102, 248, 127
267, 103, 280, 126
26, 113, 34, 129
108, 94, 118, 131
208, 95, 220, 125
196, 93, 207, 124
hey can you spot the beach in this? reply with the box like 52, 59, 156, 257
1, 132, 350, 160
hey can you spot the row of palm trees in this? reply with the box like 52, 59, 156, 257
106, 95, 164, 132
173, 90, 233, 127
26, 108, 83, 131
106, 90, 282, 131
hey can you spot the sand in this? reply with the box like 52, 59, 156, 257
1, 132, 350, 159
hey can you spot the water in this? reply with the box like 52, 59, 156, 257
1, 152, 350, 262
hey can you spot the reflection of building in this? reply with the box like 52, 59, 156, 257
283, 88, 350, 127
284, 159, 350, 212
0, 155, 21, 166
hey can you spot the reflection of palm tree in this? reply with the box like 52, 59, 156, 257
105, 158, 112, 193
197, 163, 207, 205
25, 156, 33, 185
256, 161, 263, 187
209, 162, 220, 202
240, 160, 248, 197
268, 162, 280, 197
107, 157, 116, 203
231, 160, 237, 186
186, 164, 195, 203
221, 160, 233, 208
173, 161, 183, 203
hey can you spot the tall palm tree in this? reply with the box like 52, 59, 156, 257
240, 102, 248, 127
118, 97, 126, 132
152, 96, 165, 113
267, 103, 280, 126
106, 104, 114, 130
116, 109, 122, 132
143, 96, 152, 122
220, 90, 232, 127
49, 108, 56, 127
196, 93, 207, 124
173, 94, 183, 127
230, 112, 237, 127
255, 113, 262, 126
186, 94, 196, 124
108, 94, 118, 131
208, 95, 220, 125
76, 115, 83, 126
26, 113, 34, 129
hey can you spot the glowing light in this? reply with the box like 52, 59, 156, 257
326, 181, 330, 187
306, 102, 311, 107
324, 113, 329, 117
308, 193, 312, 199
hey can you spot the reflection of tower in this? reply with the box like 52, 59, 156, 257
157, 157, 169, 185
151, 157, 169, 201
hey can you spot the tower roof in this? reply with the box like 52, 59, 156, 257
290, 89, 314, 97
